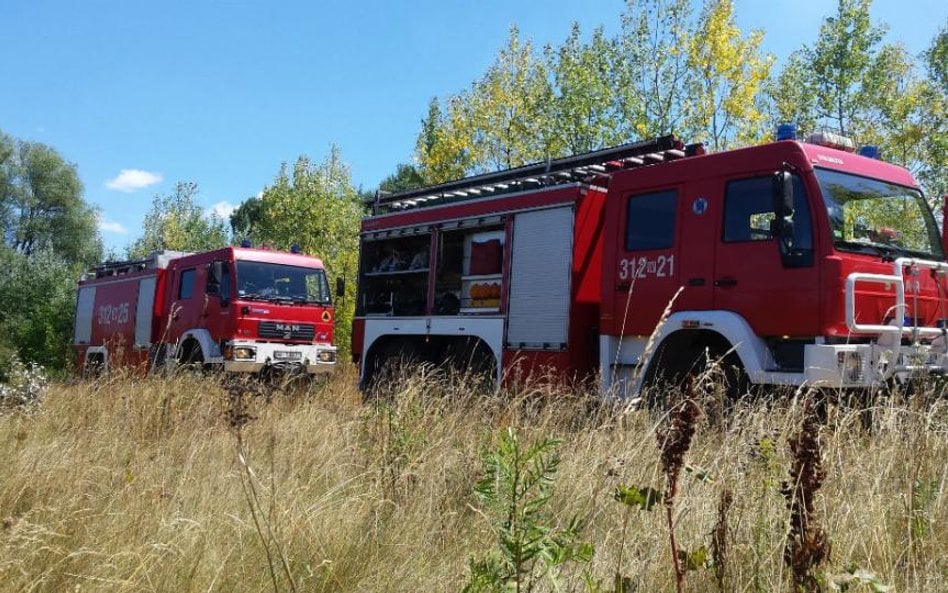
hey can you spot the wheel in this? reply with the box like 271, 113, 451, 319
83, 354, 106, 379
361, 339, 413, 401
442, 337, 497, 392
177, 341, 205, 375
641, 336, 748, 409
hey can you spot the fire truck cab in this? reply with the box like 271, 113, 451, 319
74, 246, 338, 375
353, 133, 948, 396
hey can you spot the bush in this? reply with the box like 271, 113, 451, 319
0, 353, 49, 414
0, 247, 80, 371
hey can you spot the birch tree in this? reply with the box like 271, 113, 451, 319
685, 0, 773, 150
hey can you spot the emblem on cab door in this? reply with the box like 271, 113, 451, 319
692, 197, 708, 215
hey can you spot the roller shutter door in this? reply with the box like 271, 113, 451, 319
506, 206, 573, 348
134, 277, 157, 347
74, 287, 96, 344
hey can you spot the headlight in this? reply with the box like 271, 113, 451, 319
234, 347, 256, 361
317, 350, 336, 363
837, 351, 862, 383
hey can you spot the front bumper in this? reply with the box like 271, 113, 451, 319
804, 341, 948, 388
223, 341, 337, 374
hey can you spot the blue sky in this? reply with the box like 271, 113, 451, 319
1, 0, 945, 252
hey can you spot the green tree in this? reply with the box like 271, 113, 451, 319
229, 194, 265, 242
685, 0, 773, 150
0, 245, 81, 371
545, 23, 623, 155
127, 182, 229, 259
416, 96, 475, 183
767, 1, 946, 206
916, 27, 948, 203
807, 0, 890, 137
615, 0, 695, 139
253, 147, 364, 352
466, 26, 554, 171
0, 133, 101, 266
768, 50, 820, 136
863, 45, 927, 166
0, 133, 14, 240
378, 163, 426, 194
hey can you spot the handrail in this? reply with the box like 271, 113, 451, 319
845, 257, 948, 339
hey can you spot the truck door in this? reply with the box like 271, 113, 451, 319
169, 266, 203, 340
614, 188, 683, 335
203, 260, 233, 335
614, 185, 717, 335
712, 173, 820, 337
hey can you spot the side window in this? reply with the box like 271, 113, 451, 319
724, 175, 812, 251
178, 269, 196, 299
626, 190, 677, 251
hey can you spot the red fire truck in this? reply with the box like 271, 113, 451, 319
73, 246, 339, 375
352, 130, 948, 396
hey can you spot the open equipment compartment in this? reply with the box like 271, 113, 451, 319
358, 231, 431, 316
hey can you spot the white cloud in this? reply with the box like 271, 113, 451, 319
207, 200, 237, 220
98, 218, 128, 235
105, 169, 163, 192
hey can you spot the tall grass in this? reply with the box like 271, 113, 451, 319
0, 368, 946, 592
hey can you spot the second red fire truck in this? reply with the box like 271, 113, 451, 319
353, 130, 947, 396
74, 245, 339, 376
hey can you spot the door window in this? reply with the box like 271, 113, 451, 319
178, 269, 196, 299
723, 175, 812, 251
625, 190, 677, 251
206, 262, 231, 300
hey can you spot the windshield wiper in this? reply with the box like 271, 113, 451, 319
835, 240, 902, 262
239, 293, 329, 305
238, 293, 295, 303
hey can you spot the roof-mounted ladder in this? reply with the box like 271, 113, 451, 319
369, 135, 702, 214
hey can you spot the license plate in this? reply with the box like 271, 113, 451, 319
274, 351, 302, 361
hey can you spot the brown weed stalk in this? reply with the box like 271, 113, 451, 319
782, 398, 830, 593
711, 488, 733, 593
657, 379, 701, 593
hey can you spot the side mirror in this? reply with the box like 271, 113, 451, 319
336, 276, 346, 299
771, 171, 795, 246
772, 171, 794, 221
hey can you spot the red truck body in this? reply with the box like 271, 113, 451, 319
74, 246, 337, 375
352, 134, 947, 395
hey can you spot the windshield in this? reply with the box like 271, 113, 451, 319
816, 168, 942, 260
236, 261, 331, 304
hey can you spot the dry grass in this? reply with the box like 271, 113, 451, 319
1, 367, 946, 592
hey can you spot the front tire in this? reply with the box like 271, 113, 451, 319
177, 341, 205, 375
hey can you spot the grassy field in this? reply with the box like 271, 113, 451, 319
1, 367, 946, 592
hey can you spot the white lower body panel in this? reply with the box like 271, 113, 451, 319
361, 316, 505, 383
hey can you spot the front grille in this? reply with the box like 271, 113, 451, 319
258, 321, 315, 341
